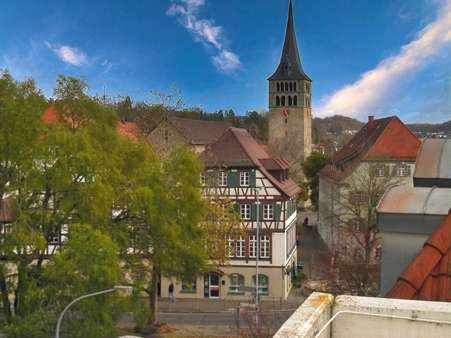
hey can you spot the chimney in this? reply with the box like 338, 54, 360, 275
368, 115, 374, 131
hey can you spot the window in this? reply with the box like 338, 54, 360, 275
285, 82, 288, 91
397, 164, 410, 177
240, 171, 249, 186
350, 191, 366, 204
218, 171, 227, 187
226, 236, 235, 257
240, 204, 251, 220
281, 96, 286, 106
289, 82, 293, 91
229, 274, 244, 294
236, 236, 245, 257
252, 274, 269, 295
260, 235, 270, 258
276, 96, 280, 106
276, 83, 280, 92
200, 173, 206, 186
288, 96, 292, 106
294, 82, 297, 91
181, 279, 197, 293
263, 204, 274, 220
293, 95, 297, 106
376, 166, 386, 177
249, 235, 257, 258
163, 128, 169, 143
49, 233, 59, 244
375, 245, 382, 260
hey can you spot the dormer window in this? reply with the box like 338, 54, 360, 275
240, 172, 249, 186
218, 171, 227, 187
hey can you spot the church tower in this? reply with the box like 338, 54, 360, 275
268, 0, 312, 165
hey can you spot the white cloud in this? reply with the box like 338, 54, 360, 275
213, 50, 241, 73
316, 0, 451, 119
45, 42, 88, 66
167, 0, 242, 74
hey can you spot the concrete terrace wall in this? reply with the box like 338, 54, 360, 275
274, 293, 451, 338
333, 295, 451, 338
273, 293, 333, 338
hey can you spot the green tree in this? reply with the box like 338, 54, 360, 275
117, 95, 134, 121
302, 151, 331, 209
0, 74, 125, 324
119, 147, 240, 329
0, 70, 47, 320
4, 224, 123, 338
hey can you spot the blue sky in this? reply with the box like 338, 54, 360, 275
1, 0, 450, 123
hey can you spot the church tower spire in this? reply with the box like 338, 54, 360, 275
268, 0, 310, 82
267, 0, 312, 170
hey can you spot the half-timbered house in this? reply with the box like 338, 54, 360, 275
161, 127, 301, 300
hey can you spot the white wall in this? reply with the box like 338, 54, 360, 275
333, 295, 451, 338
275, 293, 451, 338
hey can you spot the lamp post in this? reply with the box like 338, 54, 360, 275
255, 187, 261, 333
55, 285, 133, 338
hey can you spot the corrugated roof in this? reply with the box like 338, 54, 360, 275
319, 116, 421, 182
386, 213, 451, 302
377, 186, 451, 216
414, 139, 451, 180
201, 128, 301, 198
168, 117, 231, 145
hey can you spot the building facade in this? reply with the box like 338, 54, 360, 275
148, 116, 231, 154
318, 116, 421, 260
161, 128, 300, 300
268, 0, 312, 166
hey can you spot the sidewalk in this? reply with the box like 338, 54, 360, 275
297, 210, 333, 280
157, 296, 303, 313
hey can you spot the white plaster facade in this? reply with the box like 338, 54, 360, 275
318, 161, 415, 257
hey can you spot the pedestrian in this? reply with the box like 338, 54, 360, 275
168, 283, 175, 303
302, 217, 309, 228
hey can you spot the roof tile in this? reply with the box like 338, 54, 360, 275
202, 128, 301, 198
319, 116, 421, 182
387, 213, 451, 302
168, 117, 231, 145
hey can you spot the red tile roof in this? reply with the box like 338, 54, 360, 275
42, 105, 60, 123
116, 121, 140, 142
0, 198, 12, 223
319, 116, 421, 182
42, 105, 140, 141
202, 128, 301, 198
386, 213, 451, 302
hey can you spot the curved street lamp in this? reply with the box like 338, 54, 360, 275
55, 285, 133, 338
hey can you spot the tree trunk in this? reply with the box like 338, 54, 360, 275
14, 262, 27, 317
0, 265, 12, 321
148, 262, 160, 327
